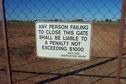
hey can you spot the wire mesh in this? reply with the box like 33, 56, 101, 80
0, 0, 126, 84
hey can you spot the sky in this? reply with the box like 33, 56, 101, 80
4, 0, 122, 21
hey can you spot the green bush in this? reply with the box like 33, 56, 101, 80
15, 48, 31, 58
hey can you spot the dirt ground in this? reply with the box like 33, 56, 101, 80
0, 21, 126, 84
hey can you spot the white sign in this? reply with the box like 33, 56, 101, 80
36, 21, 92, 60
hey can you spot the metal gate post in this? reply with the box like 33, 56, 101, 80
115, 0, 126, 84
1, 0, 13, 84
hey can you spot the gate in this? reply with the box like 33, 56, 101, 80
0, 0, 126, 84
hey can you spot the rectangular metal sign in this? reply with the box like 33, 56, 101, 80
36, 21, 92, 60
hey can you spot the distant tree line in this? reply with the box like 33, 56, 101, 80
8, 18, 121, 22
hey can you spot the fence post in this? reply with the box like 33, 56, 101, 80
1, 0, 13, 84
115, 0, 126, 84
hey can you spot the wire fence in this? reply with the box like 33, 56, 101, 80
0, 0, 126, 84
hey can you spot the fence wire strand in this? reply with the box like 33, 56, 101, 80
0, 0, 126, 84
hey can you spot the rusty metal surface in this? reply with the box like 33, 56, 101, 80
1, 0, 13, 84
0, 0, 126, 84
115, 0, 126, 84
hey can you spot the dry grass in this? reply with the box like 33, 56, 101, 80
0, 21, 125, 84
